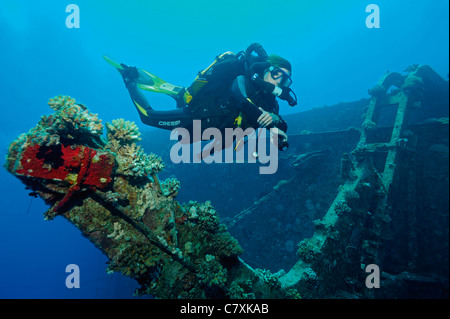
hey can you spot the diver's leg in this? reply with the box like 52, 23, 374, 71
126, 81, 195, 130
121, 64, 186, 108
117, 65, 193, 131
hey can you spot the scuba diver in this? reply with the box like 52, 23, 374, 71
105, 43, 297, 151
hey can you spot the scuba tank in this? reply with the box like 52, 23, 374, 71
182, 43, 270, 106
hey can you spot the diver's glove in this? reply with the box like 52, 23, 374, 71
119, 64, 139, 86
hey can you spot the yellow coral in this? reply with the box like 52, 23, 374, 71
106, 119, 141, 145
48, 95, 76, 111
107, 222, 125, 240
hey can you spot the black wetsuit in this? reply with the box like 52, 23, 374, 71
123, 57, 288, 138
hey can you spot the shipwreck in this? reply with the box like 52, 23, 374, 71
5, 64, 449, 298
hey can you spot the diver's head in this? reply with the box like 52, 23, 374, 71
263, 54, 292, 88
249, 52, 298, 106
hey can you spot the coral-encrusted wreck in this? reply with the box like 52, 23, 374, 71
5, 95, 293, 298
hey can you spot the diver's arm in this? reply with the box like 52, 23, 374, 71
257, 108, 288, 131
231, 76, 289, 130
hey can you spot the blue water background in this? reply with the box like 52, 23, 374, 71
0, 0, 448, 298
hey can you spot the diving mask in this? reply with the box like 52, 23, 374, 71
268, 66, 292, 88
